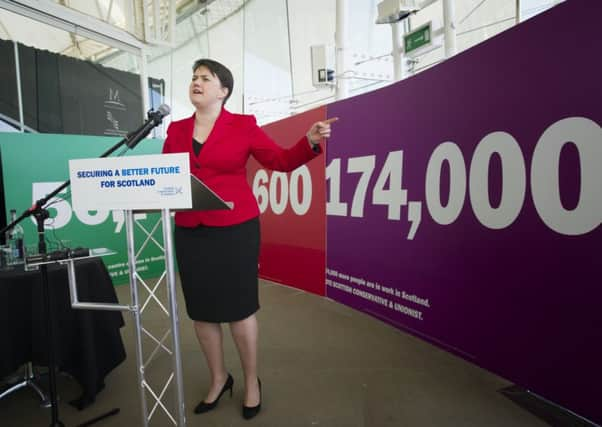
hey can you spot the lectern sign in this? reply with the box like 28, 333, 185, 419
69, 153, 191, 211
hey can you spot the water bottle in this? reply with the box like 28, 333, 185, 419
7, 209, 24, 264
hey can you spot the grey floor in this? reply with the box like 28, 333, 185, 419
0, 278, 548, 427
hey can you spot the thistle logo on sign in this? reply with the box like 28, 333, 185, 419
157, 186, 184, 196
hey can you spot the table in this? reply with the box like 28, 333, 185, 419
0, 257, 126, 409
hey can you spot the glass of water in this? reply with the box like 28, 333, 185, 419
0, 245, 13, 270
24, 244, 40, 271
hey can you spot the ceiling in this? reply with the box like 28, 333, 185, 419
0, 0, 245, 63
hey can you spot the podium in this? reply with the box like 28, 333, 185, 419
65, 153, 232, 427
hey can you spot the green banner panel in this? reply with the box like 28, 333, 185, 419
0, 133, 167, 284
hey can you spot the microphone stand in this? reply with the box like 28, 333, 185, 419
0, 108, 168, 427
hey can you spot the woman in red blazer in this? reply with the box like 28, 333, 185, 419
162, 58, 336, 420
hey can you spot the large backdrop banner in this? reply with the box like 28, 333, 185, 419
324, 0, 601, 424
0, 133, 164, 284
0, 1, 599, 423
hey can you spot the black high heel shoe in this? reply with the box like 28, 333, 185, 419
194, 373, 234, 414
242, 378, 262, 420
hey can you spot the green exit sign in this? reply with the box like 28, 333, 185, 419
404, 22, 432, 54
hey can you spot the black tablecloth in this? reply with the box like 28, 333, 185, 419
0, 258, 126, 408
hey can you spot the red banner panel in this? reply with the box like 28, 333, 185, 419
246, 107, 326, 295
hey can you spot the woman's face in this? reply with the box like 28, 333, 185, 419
189, 66, 228, 108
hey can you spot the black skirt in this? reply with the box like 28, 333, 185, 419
174, 217, 260, 323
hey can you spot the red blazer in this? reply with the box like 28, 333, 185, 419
162, 109, 322, 227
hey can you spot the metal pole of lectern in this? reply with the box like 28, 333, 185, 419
161, 209, 186, 426
123, 209, 186, 426
124, 210, 150, 426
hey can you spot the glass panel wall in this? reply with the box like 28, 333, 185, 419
243, 0, 293, 123
0, 10, 145, 136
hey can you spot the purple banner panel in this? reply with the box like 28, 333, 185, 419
326, 1, 601, 424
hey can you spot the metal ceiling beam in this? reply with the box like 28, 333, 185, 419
58, 0, 84, 59
0, 16, 12, 38
0, 0, 145, 54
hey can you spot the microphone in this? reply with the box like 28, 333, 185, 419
125, 103, 171, 149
